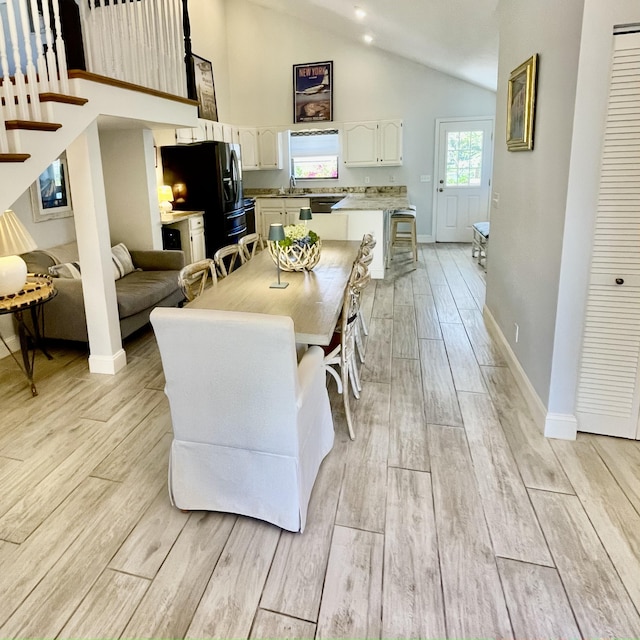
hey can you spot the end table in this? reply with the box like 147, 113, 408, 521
0, 274, 57, 396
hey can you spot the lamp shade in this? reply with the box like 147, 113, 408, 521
0, 209, 37, 257
299, 207, 312, 221
158, 185, 174, 203
269, 223, 285, 242
0, 209, 37, 296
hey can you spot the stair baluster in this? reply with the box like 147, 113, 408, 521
51, 0, 69, 95
28, 0, 49, 94
17, 0, 41, 121
5, 0, 29, 120
40, 0, 60, 93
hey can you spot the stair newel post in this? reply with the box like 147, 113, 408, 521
18, 0, 41, 120
182, 0, 195, 102
5, 0, 29, 119
28, 0, 49, 93
50, 0, 69, 94
40, 0, 59, 92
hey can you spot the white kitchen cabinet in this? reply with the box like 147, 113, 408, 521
256, 198, 310, 237
343, 119, 403, 167
222, 123, 234, 143
257, 128, 283, 170
235, 127, 259, 170
163, 213, 206, 263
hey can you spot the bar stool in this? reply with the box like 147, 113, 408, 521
388, 205, 417, 268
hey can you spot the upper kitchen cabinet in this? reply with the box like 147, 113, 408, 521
234, 127, 283, 171
343, 119, 403, 167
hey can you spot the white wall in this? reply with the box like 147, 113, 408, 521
217, 0, 496, 239
546, 0, 640, 434
485, 0, 585, 407
100, 128, 162, 250
188, 0, 231, 122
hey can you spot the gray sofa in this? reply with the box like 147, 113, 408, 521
22, 242, 186, 342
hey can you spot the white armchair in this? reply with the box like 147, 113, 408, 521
150, 307, 334, 532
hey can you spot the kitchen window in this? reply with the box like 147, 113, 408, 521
290, 129, 339, 179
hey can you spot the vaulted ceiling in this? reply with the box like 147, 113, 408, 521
246, 0, 500, 91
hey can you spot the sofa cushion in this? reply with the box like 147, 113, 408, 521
111, 243, 136, 280
115, 270, 180, 319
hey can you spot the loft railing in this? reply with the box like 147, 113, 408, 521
78, 0, 186, 97
0, 0, 188, 153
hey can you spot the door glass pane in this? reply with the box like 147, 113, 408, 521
445, 130, 484, 187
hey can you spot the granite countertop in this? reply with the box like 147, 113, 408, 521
245, 186, 407, 199
331, 194, 411, 212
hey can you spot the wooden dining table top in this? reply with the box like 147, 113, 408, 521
188, 240, 360, 346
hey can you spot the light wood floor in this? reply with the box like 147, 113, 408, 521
2, 243, 640, 638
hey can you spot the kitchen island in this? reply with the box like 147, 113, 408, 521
332, 193, 411, 279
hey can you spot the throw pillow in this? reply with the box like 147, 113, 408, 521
49, 262, 82, 279
111, 243, 136, 280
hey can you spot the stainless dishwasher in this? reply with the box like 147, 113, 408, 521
309, 195, 344, 213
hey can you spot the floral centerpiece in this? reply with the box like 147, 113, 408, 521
268, 223, 322, 271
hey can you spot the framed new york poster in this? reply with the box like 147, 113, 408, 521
293, 61, 333, 123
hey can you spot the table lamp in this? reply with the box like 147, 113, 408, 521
0, 209, 38, 297
299, 206, 312, 228
172, 182, 187, 204
268, 223, 288, 289
158, 185, 174, 214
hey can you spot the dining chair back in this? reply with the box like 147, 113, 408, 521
178, 259, 217, 302
150, 307, 335, 532
214, 244, 244, 277
324, 259, 370, 440
238, 233, 264, 262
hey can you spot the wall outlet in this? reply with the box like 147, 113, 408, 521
364, 176, 370, 184
420, 175, 431, 182
514, 322, 519, 343
492, 191, 500, 208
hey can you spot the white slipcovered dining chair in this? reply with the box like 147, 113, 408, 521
150, 307, 334, 532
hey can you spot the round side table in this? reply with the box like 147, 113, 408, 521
0, 274, 57, 396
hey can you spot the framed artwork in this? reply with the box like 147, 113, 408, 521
192, 53, 218, 121
293, 61, 333, 123
506, 54, 538, 151
30, 153, 73, 222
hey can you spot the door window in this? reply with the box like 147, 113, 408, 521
446, 130, 484, 187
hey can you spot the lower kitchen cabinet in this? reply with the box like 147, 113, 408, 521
162, 213, 206, 264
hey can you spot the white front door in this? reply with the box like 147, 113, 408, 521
434, 118, 494, 242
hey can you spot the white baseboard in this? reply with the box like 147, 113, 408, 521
370, 267, 385, 280
418, 234, 434, 244
483, 305, 547, 430
88, 349, 127, 375
0, 334, 19, 359
544, 413, 578, 440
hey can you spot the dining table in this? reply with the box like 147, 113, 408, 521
188, 240, 361, 346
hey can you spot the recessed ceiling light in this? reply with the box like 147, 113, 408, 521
363, 33, 373, 44
354, 7, 367, 20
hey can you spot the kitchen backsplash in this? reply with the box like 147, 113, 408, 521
244, 185, 407, 197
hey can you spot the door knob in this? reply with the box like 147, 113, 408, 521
615, 278, 624, 285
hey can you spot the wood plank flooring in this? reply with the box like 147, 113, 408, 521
3, 243, 640, 638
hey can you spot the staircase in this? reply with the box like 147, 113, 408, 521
0, 0, 192, 212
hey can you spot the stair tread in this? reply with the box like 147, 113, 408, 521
5, 120, 62, 131
39, 93, 89, 106
0, 153, 31, 163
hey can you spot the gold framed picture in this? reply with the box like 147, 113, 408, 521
506, 54, 538, 151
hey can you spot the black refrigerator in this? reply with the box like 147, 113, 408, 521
160, 141, 246, 258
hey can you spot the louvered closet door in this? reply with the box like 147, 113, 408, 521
576, 32, 640, 438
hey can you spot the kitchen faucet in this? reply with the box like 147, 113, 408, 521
289, 175, 296, 194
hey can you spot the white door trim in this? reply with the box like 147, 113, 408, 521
431, 116, 495, 242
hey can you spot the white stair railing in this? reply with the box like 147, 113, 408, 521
0, 0, 71, 152
78, 0, 187, 98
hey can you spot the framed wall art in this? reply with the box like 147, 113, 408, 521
30, 153, 73, 222
506, 54, 538, 151
293, 61, 333, 123
192, 53, 218, 121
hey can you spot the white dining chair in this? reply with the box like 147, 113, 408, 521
238, 233, 264, 262
214, 244, 244, 277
